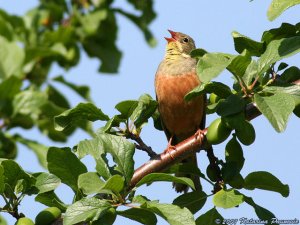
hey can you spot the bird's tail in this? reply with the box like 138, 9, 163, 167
173, 153, 201, 193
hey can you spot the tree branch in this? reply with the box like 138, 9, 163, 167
129, 101, 263, 189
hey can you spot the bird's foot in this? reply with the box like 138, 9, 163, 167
164, 137, 176, 159
194, 129, 205, 141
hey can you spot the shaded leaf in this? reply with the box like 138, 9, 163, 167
185, 82, 231, 101
35, 191, 67, 211
173, 191, 207, 214
216, 95, 245, 117
136, 173, 195, 190
118, 208, 157, 225
244, 171, 289, 197
244, 196, 277, 223
0, 159, 34, 194
195, 208, 223, 225
232, 31, 265, 56
254, 93, 294, 132
280, 66, 300, 83
47, 147, 87, 192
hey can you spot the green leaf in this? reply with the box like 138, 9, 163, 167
115, 100, 138, 118
191, 48, 208, 58
232, 31, 265, 56
0, 36, 25, 79
254, 93, 294, 132
35, 191, 67, 211
142, 201, 195, 225
53, 75, 91, 101
227, 50, 252, 76
0, 159, 34, 194
46, 84, 70, 109
213, 189, 244, 209
244, 171, 289, 197
173, 191, 207, 214
47, 147, 87, 192
268, 0, 300, 21
243, 60, 259, 86
263, 84, 300, 97
54, 103, 109, 131
280, 66, 300, 83
78, 134, 134, 184
131, 94, 157, 127
77, 137, 111, 180
0, 165, 4, 193
78, 172, 104, 195
0, 214, 7, 225
195, 208, 223, 225
197, 53, 235, 83
102, 175, 124, 194
82, 12, 122, 73
244, 196, 277, 222
14, 135, 48, 168
118, 208, 157, 225
262, 23, 299, 44
79, 9, 107, 35
185, 82, 231, 101
12, 90, 47, 117
216, 95, 245, 117
258, 37, 300, 75
64, 197, 112, 225
35, 172, 61, 194
136, 173, 195, 190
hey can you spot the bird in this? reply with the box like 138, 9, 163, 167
155, 30, 206, 192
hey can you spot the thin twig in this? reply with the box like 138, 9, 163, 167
126, 132, 157, 158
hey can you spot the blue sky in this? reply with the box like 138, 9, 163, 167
1, 0, 300, 224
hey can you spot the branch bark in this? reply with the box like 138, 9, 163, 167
129, 102, 262, 189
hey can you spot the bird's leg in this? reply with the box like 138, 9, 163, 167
163, 136, 176, 159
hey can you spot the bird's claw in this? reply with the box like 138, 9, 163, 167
194, 129, 205, 140
164, 137, 177, 159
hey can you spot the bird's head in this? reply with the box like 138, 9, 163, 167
164, 30, 196, 59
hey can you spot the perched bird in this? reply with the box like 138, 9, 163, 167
155, 30, 206, 192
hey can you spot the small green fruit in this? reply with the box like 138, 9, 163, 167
15, 217, 34, 225
35, 207, 62, 225
235, 120, 255, 146
206, 118, 231, 145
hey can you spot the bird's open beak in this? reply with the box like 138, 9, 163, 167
164, 29, 177, 43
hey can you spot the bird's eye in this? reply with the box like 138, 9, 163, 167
183, 38, 189, 43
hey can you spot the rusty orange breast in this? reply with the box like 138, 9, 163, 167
155, 72, 205, 140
